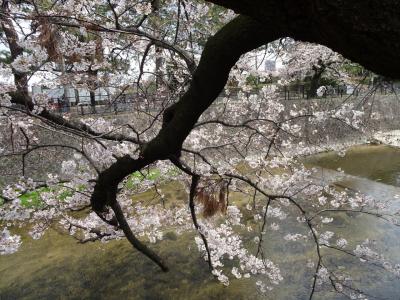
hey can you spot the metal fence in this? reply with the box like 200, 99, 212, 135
44, 84, 399, 116
46, 93, 171, 116
280, 84, 398, 100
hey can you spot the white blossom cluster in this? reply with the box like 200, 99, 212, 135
0, 2, 399, 298
11, 42, 48, 73
32, 93, 51, 114
195, 208, 282, 287
0, 228, 22, 255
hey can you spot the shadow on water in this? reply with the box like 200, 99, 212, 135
0, 229, 264, 300
305, 144, 400, 186
1, 144, 400, 299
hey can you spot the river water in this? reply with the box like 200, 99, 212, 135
1, 145, 399, 299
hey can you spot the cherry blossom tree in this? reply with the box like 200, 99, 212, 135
281, 41, 344, 97
280, 41, 374, 98
1, 0, 400, 298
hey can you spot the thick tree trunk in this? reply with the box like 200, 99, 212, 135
5, 0, 400, 272
1, 2, 29, 101
90, 4, 400, 267
89, 90, 96, 113
90, 15, 277, 269
206, 0, 400, 79
308, 67, 325, 98
90, 3, 400, 268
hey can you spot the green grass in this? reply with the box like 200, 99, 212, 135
57, 189, 74, 201
2, 167, 183, 208
19, 187, 50, 208
125, 167, 181, 190
2, 186, 74, 208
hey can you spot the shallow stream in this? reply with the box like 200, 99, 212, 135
1, 145, 400, 299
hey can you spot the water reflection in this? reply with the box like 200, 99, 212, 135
1, 145, 400, 299
305, 144, 400, 186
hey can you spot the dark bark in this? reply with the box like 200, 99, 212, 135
110, 199, 168, 271
308, 66, 325, 98
89, 1, 400, 268
89, 15, 276, 270
89, 90, 96, 112
91, 14, 275, 214
140, 16, 281, 161
1, 1, 29, 101
189, 175, 213, 270
5, 0, 400, 271
206, 0, 400, 79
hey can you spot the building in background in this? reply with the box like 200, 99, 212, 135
264, 60, 276, 72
